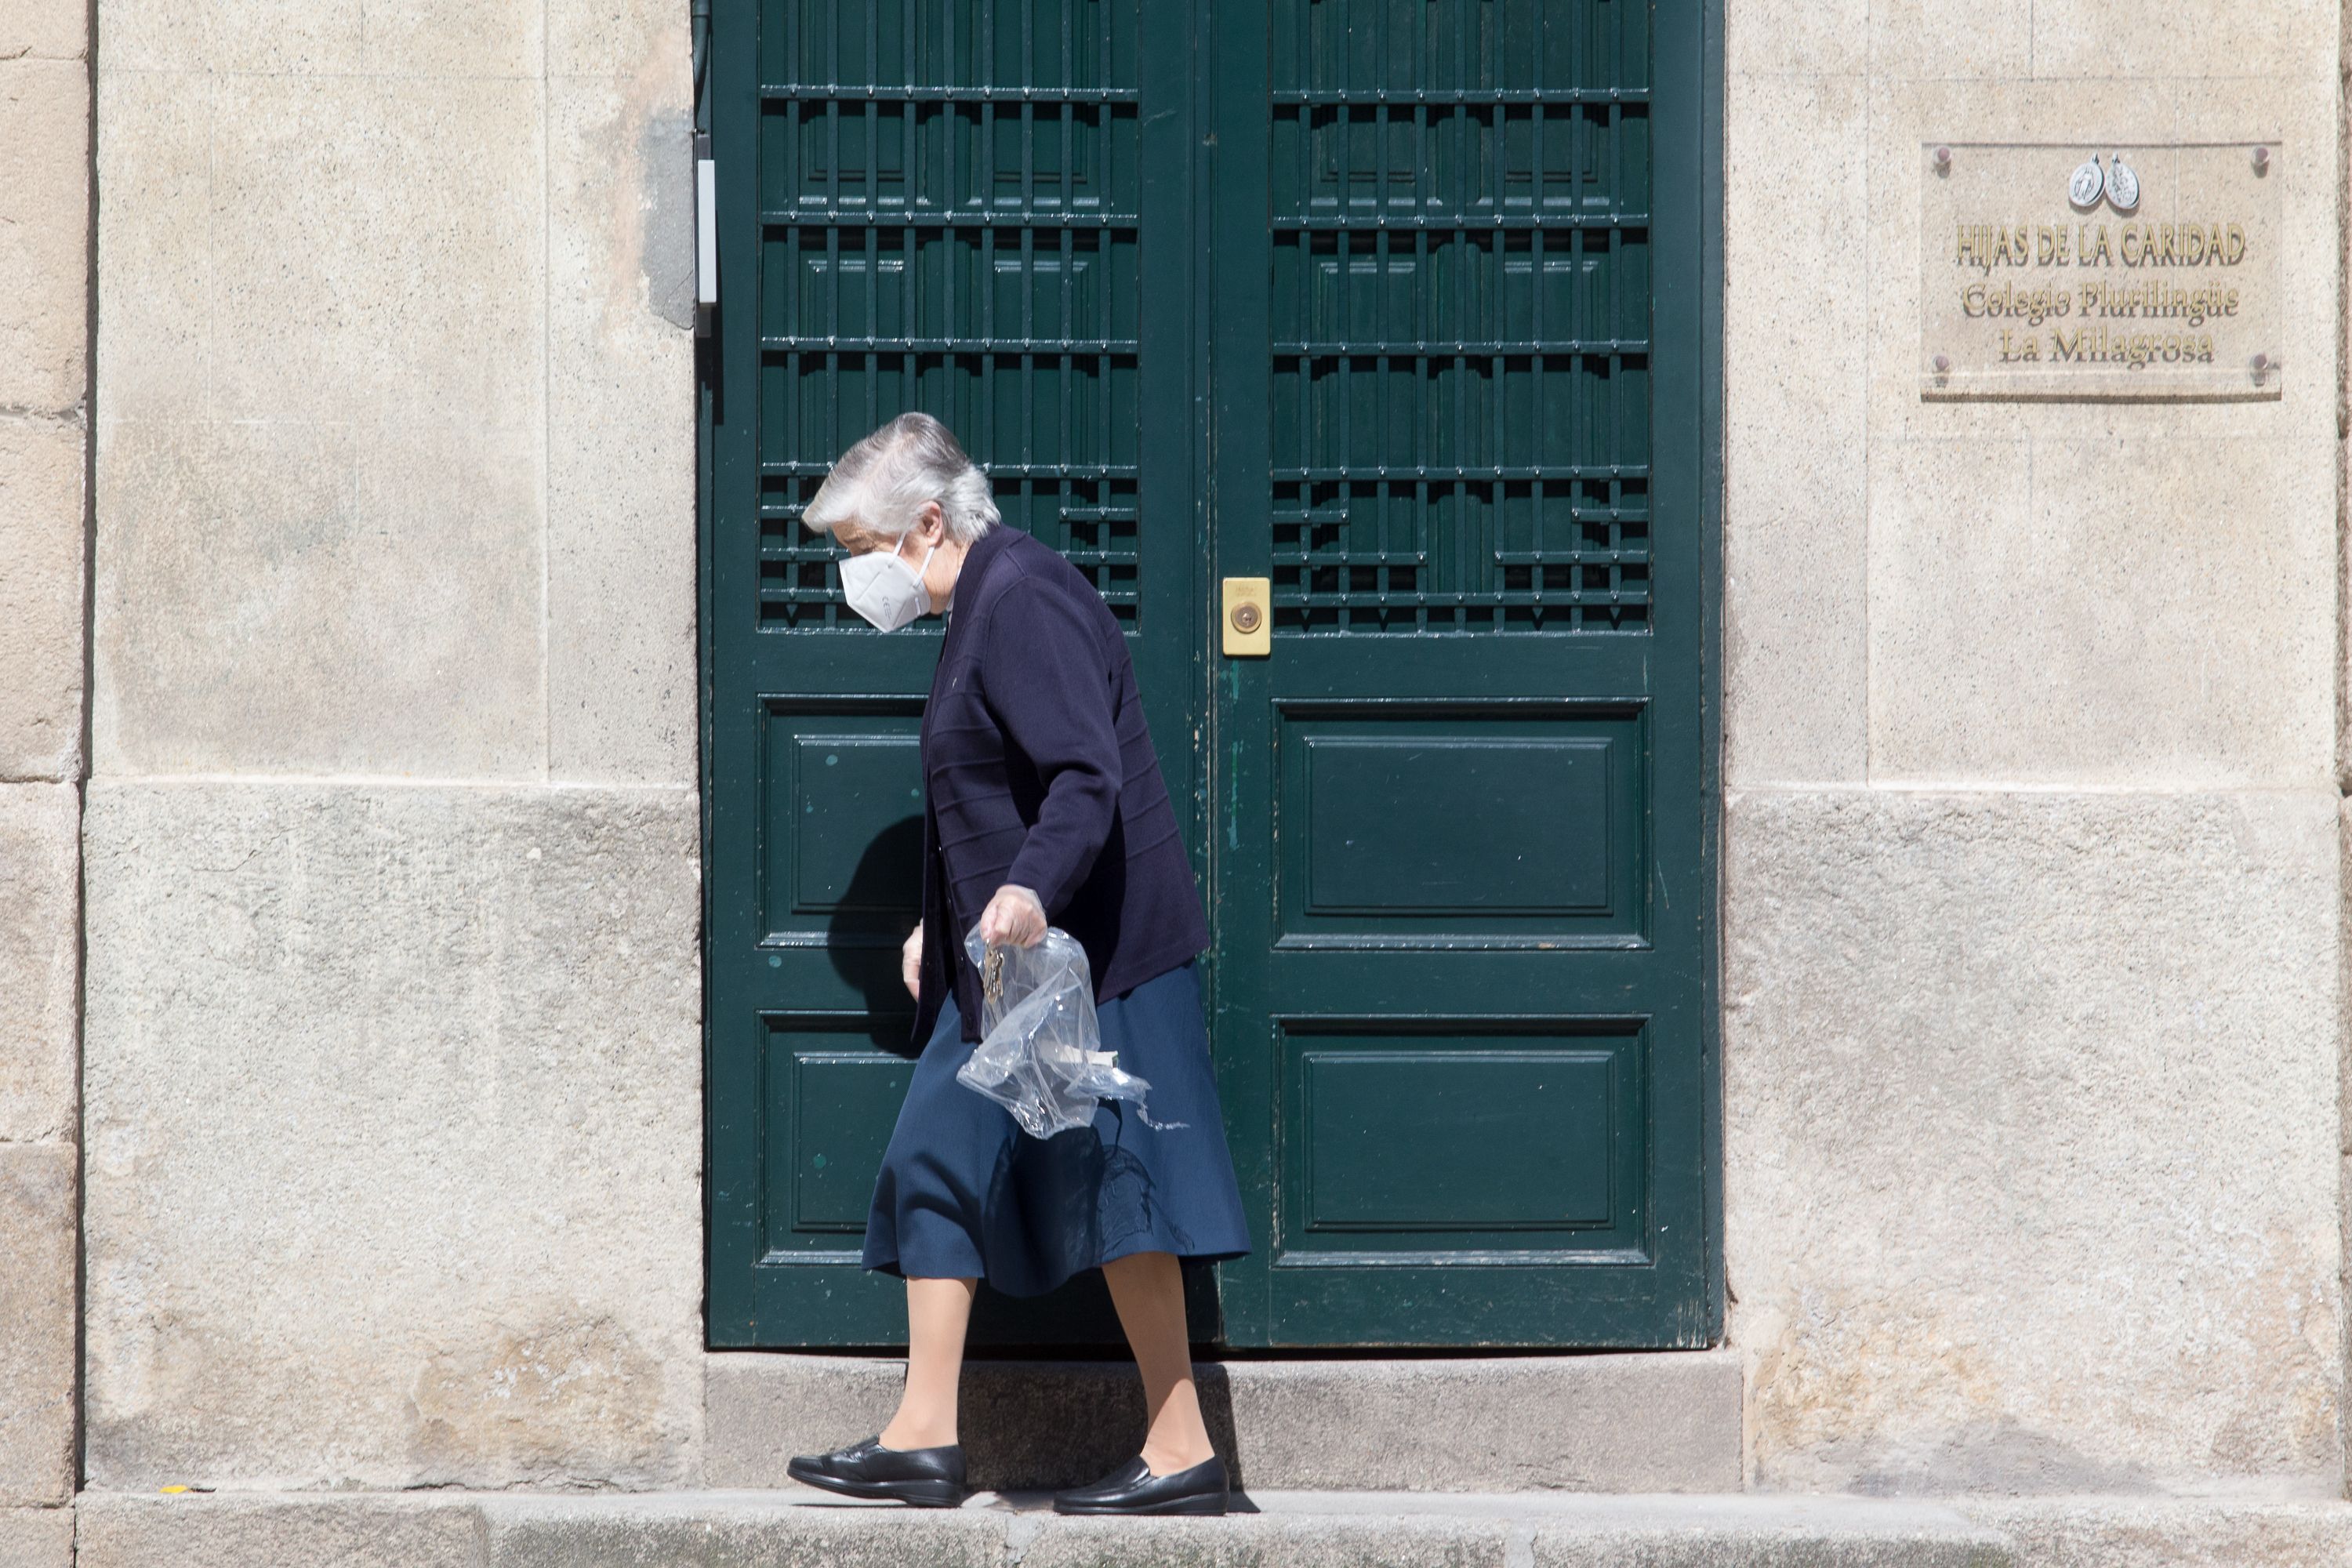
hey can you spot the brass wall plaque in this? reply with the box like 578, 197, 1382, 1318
1918, 142, 2281, 399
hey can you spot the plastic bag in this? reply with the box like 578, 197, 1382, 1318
955, 924, 1184, 1139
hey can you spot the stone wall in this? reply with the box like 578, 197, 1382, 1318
85, 0, 704, 1489
1721, 0, 2348, 1494
0, 0, 89, 1549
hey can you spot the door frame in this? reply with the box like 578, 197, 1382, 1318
695, 0, 1726, 1350
1697, 0, 1726, 1350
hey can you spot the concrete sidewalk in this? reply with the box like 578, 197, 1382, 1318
31, 1485, 2352, 1567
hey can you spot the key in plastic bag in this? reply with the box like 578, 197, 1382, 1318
956, 924, 1184, 1139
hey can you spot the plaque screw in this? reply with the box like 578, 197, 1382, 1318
1933, 145, 1952, 172
1931, 353, 1951, 374
2251, 145, 2270, 172
2251, 352, 2270, 372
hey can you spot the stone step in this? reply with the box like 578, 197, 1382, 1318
706, 1349, 1744, 1494
75, 1489, 2017, 1568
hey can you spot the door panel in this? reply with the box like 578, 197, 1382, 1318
1278, 706, 1645, 937
765, 1026, 916, 1240
759, 706, 926, 943
706, 0, 1201, 1345
1205, 0, 1713, 1345
1287, 1025, 1644, 1241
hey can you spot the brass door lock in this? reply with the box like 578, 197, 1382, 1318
1221, 577, 1270, 657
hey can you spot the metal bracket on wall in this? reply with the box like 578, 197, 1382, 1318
695, 132, 717, 338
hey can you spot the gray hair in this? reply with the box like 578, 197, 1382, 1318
802, 412, 999, 545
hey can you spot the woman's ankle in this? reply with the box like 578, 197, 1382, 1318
1139, 1432, 1214, 1476
879, 1415, 958, 1451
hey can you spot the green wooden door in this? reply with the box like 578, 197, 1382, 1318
702, 0, 1206, 1345
1202, 1, 1716, 1347
704, 0, 1718, 1349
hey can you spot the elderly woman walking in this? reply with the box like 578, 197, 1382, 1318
784, 412, 1251, 1516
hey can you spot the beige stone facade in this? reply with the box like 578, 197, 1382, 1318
0, 0, 2341, 1558
0, 0, 87, 1541
1721, 0, 2348, 1497
84, 0, 700, 1494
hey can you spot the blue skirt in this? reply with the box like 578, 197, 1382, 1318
862, 959, 1253, 1298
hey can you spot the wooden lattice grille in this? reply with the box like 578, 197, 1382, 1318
754, 0, 1144, 630
1269, 0, 1653, 633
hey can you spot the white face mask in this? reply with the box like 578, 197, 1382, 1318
838, 532, 937, 632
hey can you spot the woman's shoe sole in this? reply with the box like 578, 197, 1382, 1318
784, 1461, 967, 1508
1052, 1493, 1229, 1517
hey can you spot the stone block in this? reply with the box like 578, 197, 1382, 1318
99, 0, 539, 78
0, 417, 86, 782
1726, 0, 1863, 76
199, 71, 542, 430
96, 71, 544, 430
90, 71, 216, 428
77, 1492, 485, 1568
546, 76, 697, 786
69, 1492, 2029, 1568
1723, 787, 2343, 1493
1526, 1496, 2010, 1568
1723, 71, 1867, 786
549, 0, 693, 82
1866, 0, 2030, 78
93, 416, 545, 778
0, 784, 78, 1142
93, 60, 556, 779
2027, 0, 2337, 82
1218, 1356, 1743, 1496
1022, 1511, 1517, 1568
480, 1493, 2009, 1568
1864, 436, 2334, 786
1958, 1497, 2352, 1567
0, 1507, 74, 1568
82, 782, 704, 1489
0, 1145, 76, 1506
708, 1351, 1744, 1494
0, 60, 89, 415
482, 1494, 998, 1568
0, 0, 84, 57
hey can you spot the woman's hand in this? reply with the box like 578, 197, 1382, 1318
900, 922, 924, 1000
977, 884, 1047, 949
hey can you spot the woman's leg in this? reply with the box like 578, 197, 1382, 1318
1101, 1250, 1214, 1475
880, 1276, 978, 1450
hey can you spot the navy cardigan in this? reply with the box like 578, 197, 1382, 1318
913, 527, 1210, 1047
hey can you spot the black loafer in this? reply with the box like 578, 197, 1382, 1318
1052, 1454, 1229, 1516
785, 1435, 968, 1508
